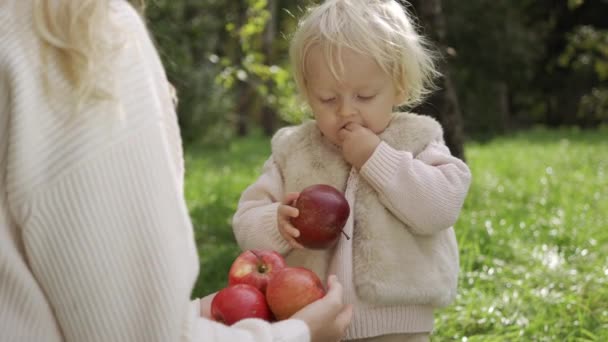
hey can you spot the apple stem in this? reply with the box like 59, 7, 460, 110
341, 230, 350, 240
250, 250, 268, 273
250, 250, 261, 260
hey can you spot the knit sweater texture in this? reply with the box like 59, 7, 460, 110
0, 0, 309, 341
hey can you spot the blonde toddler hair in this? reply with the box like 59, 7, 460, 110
290, 0, 440, 108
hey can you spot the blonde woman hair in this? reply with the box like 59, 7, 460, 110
290, 0, 440, 108
32, 0, 147, 105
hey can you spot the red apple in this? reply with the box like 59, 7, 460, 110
211, 284, 272, 325
228, 250, 286, 294
290, 184, 350, 249
266, 266, 326, 320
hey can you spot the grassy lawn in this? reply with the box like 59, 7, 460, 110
184, 127, 608, 341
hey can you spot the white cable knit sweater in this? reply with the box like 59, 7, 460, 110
233, 116, 471, 340
0, 0, 309, 341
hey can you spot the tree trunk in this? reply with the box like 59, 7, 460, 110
236, 84, 254, 136
410, 0, 466, 160
235, 0, 249, 136
261, 0, 278, 136
497, 81, 511, 133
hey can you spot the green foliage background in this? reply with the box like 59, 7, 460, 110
142, 0, 608, 339
184, 128, 608, 340
145, 0, 608, 142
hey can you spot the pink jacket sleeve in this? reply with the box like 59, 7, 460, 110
359, 140, 471, 235
232, 156, 293, 254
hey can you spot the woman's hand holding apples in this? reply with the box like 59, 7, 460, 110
292, 275, 353, 342
198, 292, 217, 319
337, 122, 381, 169
208, 249, 352, 339
277, 192, 305, 249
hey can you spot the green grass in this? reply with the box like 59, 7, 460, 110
184, 127, 608, 340
184, 134, 272, 295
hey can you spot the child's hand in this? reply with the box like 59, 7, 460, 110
338, 122, 381, 169
277, 192, 305, 249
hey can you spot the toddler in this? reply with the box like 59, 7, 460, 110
233, 0, 472, 341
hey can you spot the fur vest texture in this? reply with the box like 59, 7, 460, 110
271, 112, 459, 308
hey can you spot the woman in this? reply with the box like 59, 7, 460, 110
0, 0, 352, 341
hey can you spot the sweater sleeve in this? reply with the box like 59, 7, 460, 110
11, 121, 309, 342
189, 299, 310, 341
232, 156, 293, 255
359, 140, 472, 235
2, 2, 309, 339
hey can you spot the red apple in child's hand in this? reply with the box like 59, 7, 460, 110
228, 250, 286, 294
211, 284, 272, 325
266, 266, 326, 320
290, 184, 350, 249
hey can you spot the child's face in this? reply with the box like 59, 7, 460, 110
305, 46, 403, 146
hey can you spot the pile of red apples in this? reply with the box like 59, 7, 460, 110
211, 184, 350, 325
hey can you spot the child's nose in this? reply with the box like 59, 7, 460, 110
338, 98, 357, 117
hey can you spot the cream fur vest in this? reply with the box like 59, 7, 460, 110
271, 112, 459, 308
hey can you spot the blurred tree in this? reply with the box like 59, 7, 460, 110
146, 0, 234, 144
143, 0, 608, 145
410, 0, 466, 160
260, 0, 279, 135
530, 0, 608, 127
215, 0, 306, 137
559, 26, 608, 125
233, 0, 254, 136
442, 0, 549, 136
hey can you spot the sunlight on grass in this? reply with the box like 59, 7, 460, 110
184, 127, 608, 340
436, 127, 608, 341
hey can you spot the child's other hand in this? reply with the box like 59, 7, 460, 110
338, 122, 381, 169
277, 192, 305, 249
